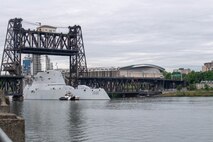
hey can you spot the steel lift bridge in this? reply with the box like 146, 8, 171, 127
0, 18, 87, 100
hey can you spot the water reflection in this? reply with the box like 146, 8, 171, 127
68, 102, 88, 141
10, 101, 23, 116
9, 98, 213, 142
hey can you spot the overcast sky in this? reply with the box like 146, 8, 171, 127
0, 0, 213, 71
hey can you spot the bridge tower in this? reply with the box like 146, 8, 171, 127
68, 26, 87, 85
0, 18, 88, 98
0, 18, 23, 99
0, 18, 23, 76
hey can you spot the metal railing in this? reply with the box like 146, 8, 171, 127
0, 128, 12, 142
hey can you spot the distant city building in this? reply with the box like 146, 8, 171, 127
50, 63, 53, 70
84, 64, 165, 78
202, 61, 213, 72
119, 64, 165, 78
43, 55, 53, 71
32, 25, 56, 75
22, 56, 31, 75
173, 68, 191, 75
32, 55, 41, 75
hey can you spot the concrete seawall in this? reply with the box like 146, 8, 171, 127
0, 90, 25, 142
0, 113, 25, 142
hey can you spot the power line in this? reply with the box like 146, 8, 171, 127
22, 20, 40, 26
56, 26, 68, 29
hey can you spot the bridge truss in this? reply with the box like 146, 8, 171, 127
0, 18, 87, 97
79, 77, 185, 96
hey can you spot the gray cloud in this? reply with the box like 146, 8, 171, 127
0, 0, 213, 71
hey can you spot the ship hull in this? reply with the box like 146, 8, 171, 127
23, 70, 110, 100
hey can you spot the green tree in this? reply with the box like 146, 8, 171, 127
185, 71, 213, 83
184, 71, 213, 90
163, 71, 172, 79
187, 84, 196, 90
176, 85, 182, 91
204, 84, 209, 91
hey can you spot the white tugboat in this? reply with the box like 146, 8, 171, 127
59, 93, 80, 101
23, 70, 110, 100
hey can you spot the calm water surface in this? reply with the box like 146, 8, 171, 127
10, 97, 213, 142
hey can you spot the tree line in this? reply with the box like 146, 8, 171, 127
164, 71, 213, 83
164, 71, 213, 90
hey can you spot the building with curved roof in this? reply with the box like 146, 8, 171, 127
84, 64, 165, 78
119, 64, 165, 78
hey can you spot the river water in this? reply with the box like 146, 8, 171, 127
10, 97, 213, 142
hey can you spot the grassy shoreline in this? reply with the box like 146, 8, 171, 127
161, 90, 213, 97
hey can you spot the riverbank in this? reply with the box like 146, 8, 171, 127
161, 90, 213, 97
